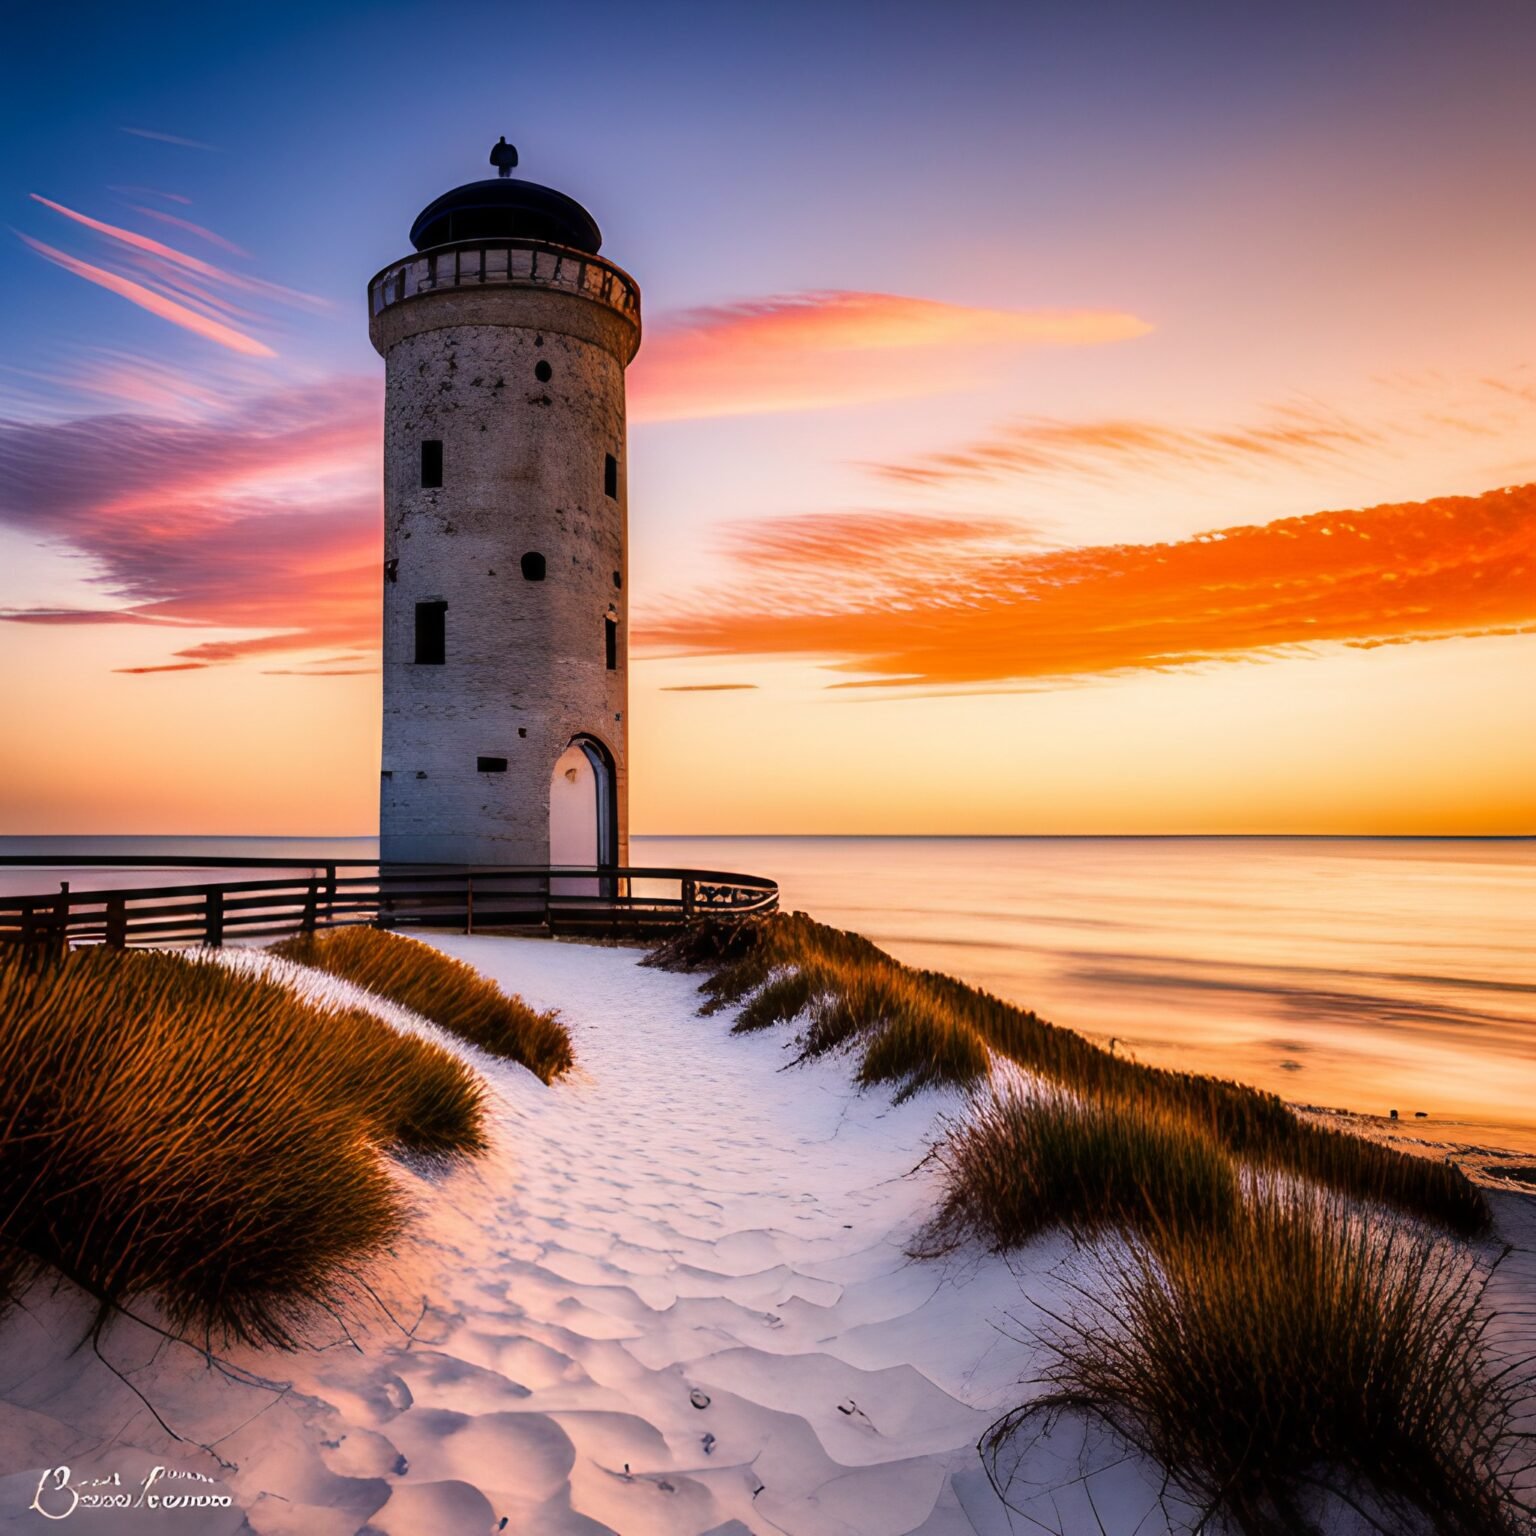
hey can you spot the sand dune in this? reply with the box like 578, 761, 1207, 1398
0, 937, 1082, 1534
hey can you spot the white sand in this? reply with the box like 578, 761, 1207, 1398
0, 938, 1076, 1535
1, 937, 1527, 1535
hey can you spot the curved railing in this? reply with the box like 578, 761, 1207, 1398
0, 859, 777, 950
368, 238, 642, 323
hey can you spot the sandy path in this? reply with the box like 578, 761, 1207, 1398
0, 938, 1060, 1535
371, 936, 1036, 1536
8, 937, 1520, 1534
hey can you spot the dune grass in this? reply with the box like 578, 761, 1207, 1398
990, 1192, 1531, 1536
0, 944, 486, 1348
647, 912, 1489, 1235
913, 1086, 1244, 1254
272, 926, 573, 1081
653, 913, 1522, 1533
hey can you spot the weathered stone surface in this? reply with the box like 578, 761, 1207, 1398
372, 268, 636, 865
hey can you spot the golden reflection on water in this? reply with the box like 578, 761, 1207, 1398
643, 837, 1536, 1155
3, 836, 1532, 1154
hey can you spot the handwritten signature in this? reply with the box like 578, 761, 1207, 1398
29, 1465, 232, 1520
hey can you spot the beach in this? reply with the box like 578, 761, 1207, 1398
0, 929, 1531, 1534
5, 837, 1533, 1155
0, 936, 1053, 1534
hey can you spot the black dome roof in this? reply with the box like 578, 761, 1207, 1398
409, 178, 603, 254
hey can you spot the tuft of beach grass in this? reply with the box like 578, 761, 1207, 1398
987, 1191, 1531, 1536
272, 926, 573, 1081
912, 1085, 1244, 1254
648, 912, 1489, 1234
652, 912, 1524, 1535
0, 943, 485, 1348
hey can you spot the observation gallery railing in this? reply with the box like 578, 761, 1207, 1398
0, 859, 778, 951
368, 238, 641, 322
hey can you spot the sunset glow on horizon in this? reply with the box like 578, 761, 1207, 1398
1, 0, 1533, 836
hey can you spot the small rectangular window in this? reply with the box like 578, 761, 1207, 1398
477, 756, 508, 773
604, 453, 618, 499
414, 600, 446, 664
605, 616, 617, 670
421, 439, 443, 488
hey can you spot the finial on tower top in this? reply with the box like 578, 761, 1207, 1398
489, 136, 519, 178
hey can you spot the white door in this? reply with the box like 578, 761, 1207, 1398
549, 743, 599, 896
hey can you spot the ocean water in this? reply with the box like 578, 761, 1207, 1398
3, 834, 1533, 1153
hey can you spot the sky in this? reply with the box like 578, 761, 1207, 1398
1, 0, 1533, 835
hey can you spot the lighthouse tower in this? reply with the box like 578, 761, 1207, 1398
368, 141, 641, 867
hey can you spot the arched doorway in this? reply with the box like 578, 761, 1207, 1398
549, 735, 616, 895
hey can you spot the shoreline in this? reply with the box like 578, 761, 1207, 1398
1, 925, 1531, 1534
1292, 1104, 1536, 1192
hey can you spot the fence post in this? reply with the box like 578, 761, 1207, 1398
105, 896, 127, 949
302, 880, 318, 933
324, 863, 336, 922
682, 878, 696, 919
53, 882, 71, 954
465, 875, 474, 935
204, 887, 224, 948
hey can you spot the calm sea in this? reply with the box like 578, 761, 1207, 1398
4, 835, 1533, 1153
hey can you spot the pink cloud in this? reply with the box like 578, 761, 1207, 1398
31, 195, 327, 312
19, 234, 275, 358
629, 291, 1151, 422
130, 206, 251, 258
0, 382, 383, 669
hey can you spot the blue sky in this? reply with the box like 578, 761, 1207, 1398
2, 0, 1534, 833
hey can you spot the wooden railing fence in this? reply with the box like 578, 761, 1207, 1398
0, 861, 778, 952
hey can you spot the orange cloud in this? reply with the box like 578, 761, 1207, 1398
629, 291, 1151, 422
19, 234, 275, 358
638, 485, 1536, 688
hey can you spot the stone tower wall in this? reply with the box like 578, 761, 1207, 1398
371, 277, 637, 865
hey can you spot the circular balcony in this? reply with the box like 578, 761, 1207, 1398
368, 238, 641, 331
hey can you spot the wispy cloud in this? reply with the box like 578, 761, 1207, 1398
18, 234, 276, 358
638, 486, 1536, 689
629, 291, 1151, 422
19, 195, 328, 359
108, 186, 193, 205
128, 205, 250, 257
30, 195, 325, 310
864, 376, 1536, 491
869, 403, 1383, 487
119, 126, 218, 151
0, 382, 382, 669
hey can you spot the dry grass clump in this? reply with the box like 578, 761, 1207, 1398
0, 944, 486, 1348
655, 917, 1521, 1531
273, 926, 573, 1081
914, 1087, 1242, 1254
990, 1193, 1532, 1536
648, 913, 1489, 1234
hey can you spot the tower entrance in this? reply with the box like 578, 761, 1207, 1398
550, 736, 616, 893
